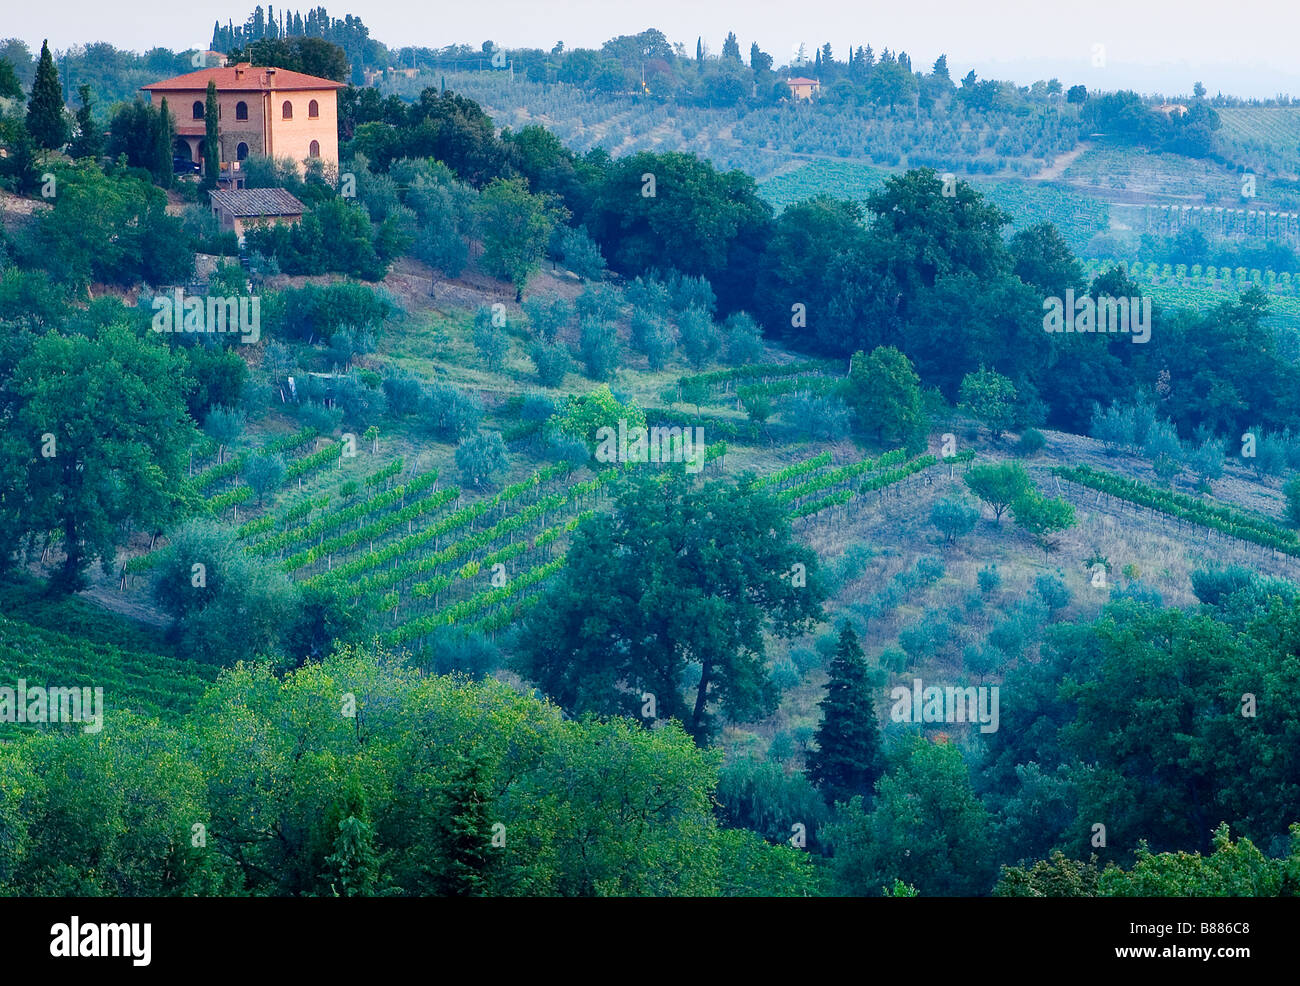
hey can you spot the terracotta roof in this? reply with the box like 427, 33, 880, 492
143, 63, 344, 92
786, 77, 820, 86
209, 188, 307, 218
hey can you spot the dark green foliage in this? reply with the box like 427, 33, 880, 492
514, 472, 824, 744
10, 325, 196, 589
825, 739, 996, 896
807, 625, 884, 805
150, 518, 297, 663
530, 340, 569, 386
203, 81, 218, 187
715, 758, 830, 848
244, 198, 393, 280
25, 41, 66, 149
931, 497, 979, 544
68, 84, 103, 160
455, 431, 509, 490
1018, 427, 1047, 456
36, 163, 192, 288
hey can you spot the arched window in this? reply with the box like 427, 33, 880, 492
308, 99, 319, 119
235, 101, 248, 121
192, 101, 204, 120
236, 142, 249, 161
281, 100, 293, 120
308, 140, 320, 158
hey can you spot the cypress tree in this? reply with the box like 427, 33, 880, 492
321, 776, 382, 896
153, 96, 174, 188
69, 84, 103, 160
26, 40, 68, 150
808, 624, 884, 805
432, 752, 500, 896
203, 80, 219, 187
695, 37, 703, 64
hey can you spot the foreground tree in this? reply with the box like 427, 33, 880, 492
826, 737, 996, 896
514, 472, 824, 743
0, 646, 822, 896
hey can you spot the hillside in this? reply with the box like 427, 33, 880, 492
2, 10, 1300, 911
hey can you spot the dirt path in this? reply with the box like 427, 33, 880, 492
1029, 142, 1091, 181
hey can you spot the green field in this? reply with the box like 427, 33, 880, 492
1217, 107, 1300, 179
0, 579, 215, 737
1063, 144, 1247, 203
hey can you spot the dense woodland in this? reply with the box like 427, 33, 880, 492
1, 16, 1299, 897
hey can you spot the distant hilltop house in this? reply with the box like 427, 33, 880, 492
142, 63, 343, 182
1154, 103, 1189, 118
209, 187, 306, 243
785, 76, 821, 100
362, 66, 419, 86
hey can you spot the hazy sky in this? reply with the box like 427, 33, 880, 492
8, 1, 1299, 98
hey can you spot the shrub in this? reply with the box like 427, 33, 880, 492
556, 225, 607, 281
530, 341, 569, 387
678, 306, 721, 369
1018, 427, 1047, 456
472, 311, 509, 370
420, 383, 482, 440
769, 659, 801, 691
931, 498, 979, 544
422, 630, 501, 678
522, 294, 572, 342
1286, 476, 1300, 527
788, 392, 851, 441
665, 272, 716, 315
987, 614, 1030, 655
577, 316, 621, 380
625, 275, 671, 316
383, 372, 424, 417
455, 430, 509, 490
243, 453, 285, 506
629, 308, 676, 370
520, 392, 557, 422
879, 646, 909, 672
298, 400, 342, 434
723, 311, 764, 364
574, 283, 623, 322
714, 757, 830, 848
1034, 573, 1071, 613
914, 556, 946, 586
898, 621, 946, 660
1112, 580, 1164, 606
